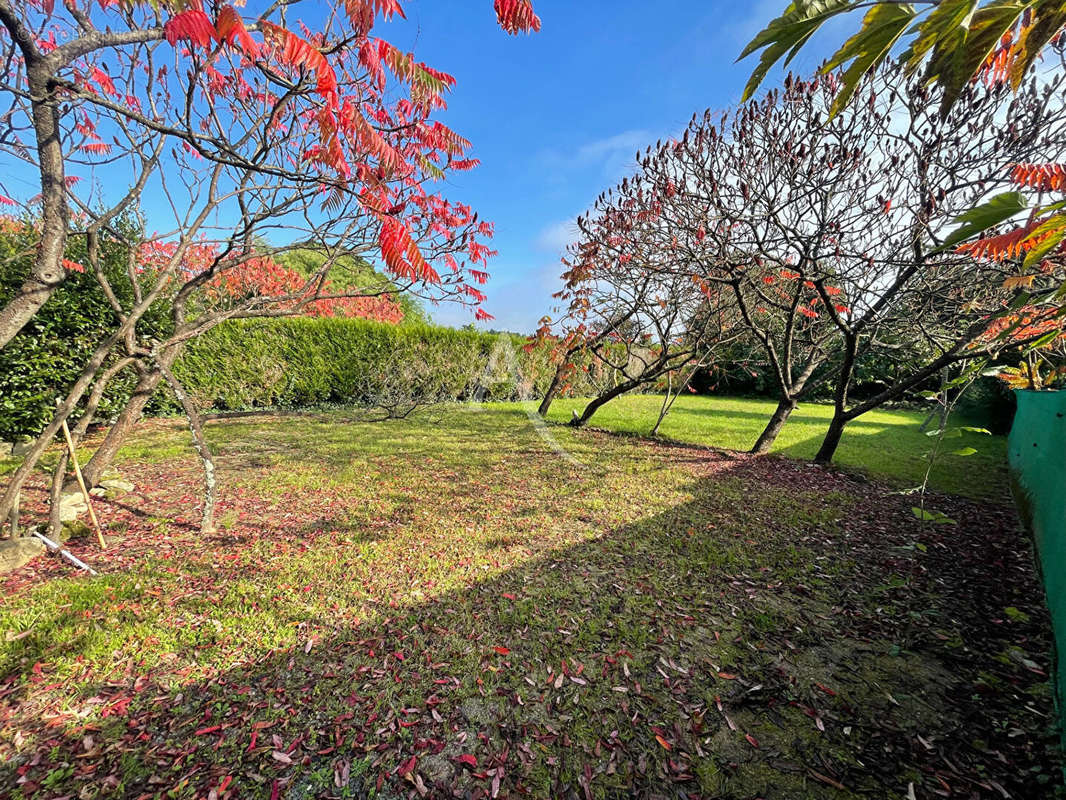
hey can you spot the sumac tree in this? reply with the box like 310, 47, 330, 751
0, 0, 539, 535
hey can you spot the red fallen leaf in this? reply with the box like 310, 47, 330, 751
270, 781, 280, 800
815, 683, 837, 696
195, 725, 222, 736
654, 734, 672, 751
218, 776, 233, 794
501, 593, 516, 600
456, 754, 477, 767
248, 731, 258, 751
745, 734, 760, 749
396, 755, 416, 776
718, 672, 738, 680
272, 750, 293, 764
494, 646, 510, 656
392, 651, 404, 661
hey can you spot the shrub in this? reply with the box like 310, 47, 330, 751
165, 318, 608, 415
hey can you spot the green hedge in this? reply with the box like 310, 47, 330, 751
0, 309, 615, 440
168, 317, 571, 412
0, 219, 609, 438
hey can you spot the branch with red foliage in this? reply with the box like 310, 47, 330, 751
0, 0, 539, 528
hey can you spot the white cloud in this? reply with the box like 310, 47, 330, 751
574, 130, 653, 165
541, 128, 654, 179
534, 218, 578, 254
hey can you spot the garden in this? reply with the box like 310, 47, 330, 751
2, 2, 1066, 799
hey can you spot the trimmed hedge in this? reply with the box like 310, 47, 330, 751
168, 317, 568, 411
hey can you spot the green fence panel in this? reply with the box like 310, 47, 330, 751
1008, 389, 1066, 751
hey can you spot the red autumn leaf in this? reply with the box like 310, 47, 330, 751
654, 734, 672, 751
395, 755, 416, 776
494, 0, 541, 34
1012, 162, 1066, 192
215, 5, 260, 57
164, 9, 218, 48
745, 734, 760, 749
456, 754, 477, 767
493, 646, 510, 655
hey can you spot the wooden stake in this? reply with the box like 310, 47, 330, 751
60, 419, 107, 550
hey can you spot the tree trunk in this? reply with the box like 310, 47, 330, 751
814, 412, 848, 464
159, 364, 217, 534
537, 367, 565, 417
0, 68, 69, 351
750, 397, 797, 454
814, 333, 857, 465
651, 372, 672, 436
80, 346, 181, 488
572, 378, 644, 427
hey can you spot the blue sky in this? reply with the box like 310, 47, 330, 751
3, 1, 851, 332
381, 0, 846, 332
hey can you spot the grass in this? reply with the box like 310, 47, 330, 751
0, 403, 1057, 798
544, 394, 1008, 500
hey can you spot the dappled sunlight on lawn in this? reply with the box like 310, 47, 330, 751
0, 406, 1055, 798
544, 395, 1008, 501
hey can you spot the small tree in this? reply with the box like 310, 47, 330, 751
536, 178, 743, 426
0, 0, 541, 535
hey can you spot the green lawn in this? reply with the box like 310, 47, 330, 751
0, 404, 1054, 798
544, 394, 1008, 500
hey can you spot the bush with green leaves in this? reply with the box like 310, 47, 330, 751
0, 221, 171, 441
166, 319, 608, 415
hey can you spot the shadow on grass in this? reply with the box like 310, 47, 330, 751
2, 447, 1057, 800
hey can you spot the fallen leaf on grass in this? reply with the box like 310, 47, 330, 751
810, 769, 846, 791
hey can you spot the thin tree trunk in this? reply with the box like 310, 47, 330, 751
537, 366, 565, 417
159, 363, 217, 535
80, 346, 181, 488
750, 396, 797, 454
651, 371, 673, 436
814, 413, 848, 464
814, 333, 858, 465
56, 355, 136, 492
46, 451, 70, 541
